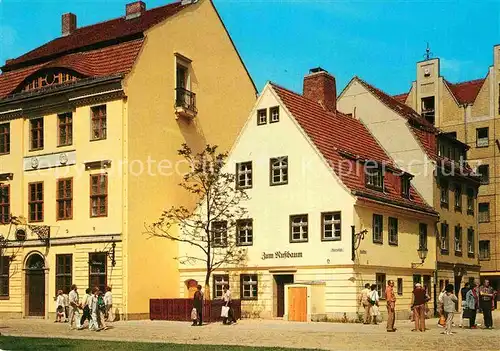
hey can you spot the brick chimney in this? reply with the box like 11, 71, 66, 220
62, 13, 77, 37
303, 67, 337, 112
126, 1, 146, 20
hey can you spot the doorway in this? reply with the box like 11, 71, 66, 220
25, 253, 46, 317
454, 275, 462, 311
274, 274, 294, 317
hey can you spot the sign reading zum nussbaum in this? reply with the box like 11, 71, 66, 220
261, 251, 303, 260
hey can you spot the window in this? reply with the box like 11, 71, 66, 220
290, 214, 308, 243
55, 254, 72, 294
419, 223, 428, 250
372, 214, 383, 244
58, 113, 73, 146
88, 253, 107, 292
322, 212, 341, 241
478, 203, 490, 223
467, 188, 474, 215
376, 273, 386, 299
467, 228, 475, 257
423, 275, 431, 296
30, 118, 44, 150
479, 241, 490, 260
236, 162, 252, 189
269, 106, 280, 123
440, 222, 449, 253
421, 96, 435, 124
257, 109, 267, 125
236, 219, 253, 246
240, 274, 258, 300
401, 176, 411, 198
28, 182, 43, 222
476, 127, 489, 147
454, 184, 462, 211
440, 180, 449, 208
57, 178, 73, 220
0, 256, 9, 297
91, 105, 107, 140
90, 174, 107, 217
270, 157, 288, 186
0, 123, 10, 154
478, 165, 489, 184
213, 274, 229, 299
388, 217, 398, 245
365, 162, 384, 190
397, 278, 403, 295
454, 225, 462, 254
211, 221, 228, 247
0, 185, 9, 224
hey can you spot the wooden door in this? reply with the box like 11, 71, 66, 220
288, 287, 307, 322
26, 271, 45, 316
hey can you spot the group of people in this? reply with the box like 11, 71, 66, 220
359, 279, 497, 335
56, 284, 114, 331
191, 285, 237, 326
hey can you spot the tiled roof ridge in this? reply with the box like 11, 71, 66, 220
444, 77, 486, 86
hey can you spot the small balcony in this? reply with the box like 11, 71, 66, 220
175, 87, 197, 120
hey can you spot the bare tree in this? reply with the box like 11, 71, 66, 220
145, 144, 248, 299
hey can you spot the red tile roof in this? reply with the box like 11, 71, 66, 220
393, 93, 408, 104
0, 39, 144, 99
445, 78, 485, 105
2, 1, 187, 71
270, 82, 436, 215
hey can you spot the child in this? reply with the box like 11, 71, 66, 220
55, 290, 65, 323
442, 284, 458, 335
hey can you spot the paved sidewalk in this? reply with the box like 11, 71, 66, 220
1, 317, 499, 350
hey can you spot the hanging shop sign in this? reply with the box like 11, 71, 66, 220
261, 251, 303, 260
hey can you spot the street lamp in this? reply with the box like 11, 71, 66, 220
412, 247, 428, 268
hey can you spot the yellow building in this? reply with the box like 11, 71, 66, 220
179, 69, 438, 321
0, 0, 256, 319
338, 76, 482, 308
394, 47, 500, 293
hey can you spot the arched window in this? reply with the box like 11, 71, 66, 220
19, 69, 81, 93
25, 253, 45, 270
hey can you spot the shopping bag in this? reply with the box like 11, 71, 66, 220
221, 306, 229, 318
438, 315, 446, 326
191, 308, 197, 320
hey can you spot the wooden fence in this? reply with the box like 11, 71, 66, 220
150, 298, 242, 322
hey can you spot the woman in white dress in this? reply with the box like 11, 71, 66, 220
369, 284, 380, 325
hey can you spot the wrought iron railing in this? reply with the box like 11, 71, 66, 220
175, 87, 197, 113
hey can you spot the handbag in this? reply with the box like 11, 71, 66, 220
191, 308, 197, 320
221, 305, 229, 318
462, 308, 473, 319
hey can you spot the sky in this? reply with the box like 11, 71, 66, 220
0, 0, 499, 95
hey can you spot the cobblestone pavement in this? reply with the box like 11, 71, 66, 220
1, 314, 499, 350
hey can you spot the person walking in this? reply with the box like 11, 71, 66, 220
437, 287, 446, 328
368, 284, 380, 325
55, 290, 65, 323
104, 286, 114, 322
385, 280, 396, 332
465, 283, 478, 329
222, 285, 236, 325
80, 288, 92, 327
88, 287, 100, 331
192, 285, 203, 326
479, 279, 494, 329
68, 284, 82, 330
459, 282, 471, 327
62, 289, 69, 322
411, 283, 429, 332
442, 284, 458, 335
97, 290, 108, 330
359, 283, 371, 324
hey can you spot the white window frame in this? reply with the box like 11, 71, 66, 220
454, 225, 462, 253
237, 219, 253, 246
290, 214, 308, 242
388, 217, 398, 245
270, 106, 280, 123
213, 274, 229, 299
270, 156, 288, 186
240, 274, 258, 300
211, 221, 227, 247
236, 162, 252, 189
257, 109, 267, 125
322, 212, 341, 241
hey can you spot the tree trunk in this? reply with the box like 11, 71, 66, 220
204, 272, 211, 300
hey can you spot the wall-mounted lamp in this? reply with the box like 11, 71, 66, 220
411, 247, 428, 268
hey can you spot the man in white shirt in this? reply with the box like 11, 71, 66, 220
68, 284, 82, 330
222, 286, 236, 325
104, 286, 114, 322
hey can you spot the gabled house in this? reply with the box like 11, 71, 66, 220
179, 69, 437, 321
338, 76, 481, 306
0, 0, 256, 320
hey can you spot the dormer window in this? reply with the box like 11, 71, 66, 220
365, 161, 384, 191
401, 176, 411, 199
20, 69, 80, 93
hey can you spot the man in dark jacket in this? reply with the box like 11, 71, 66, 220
192, 285, 203, 326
